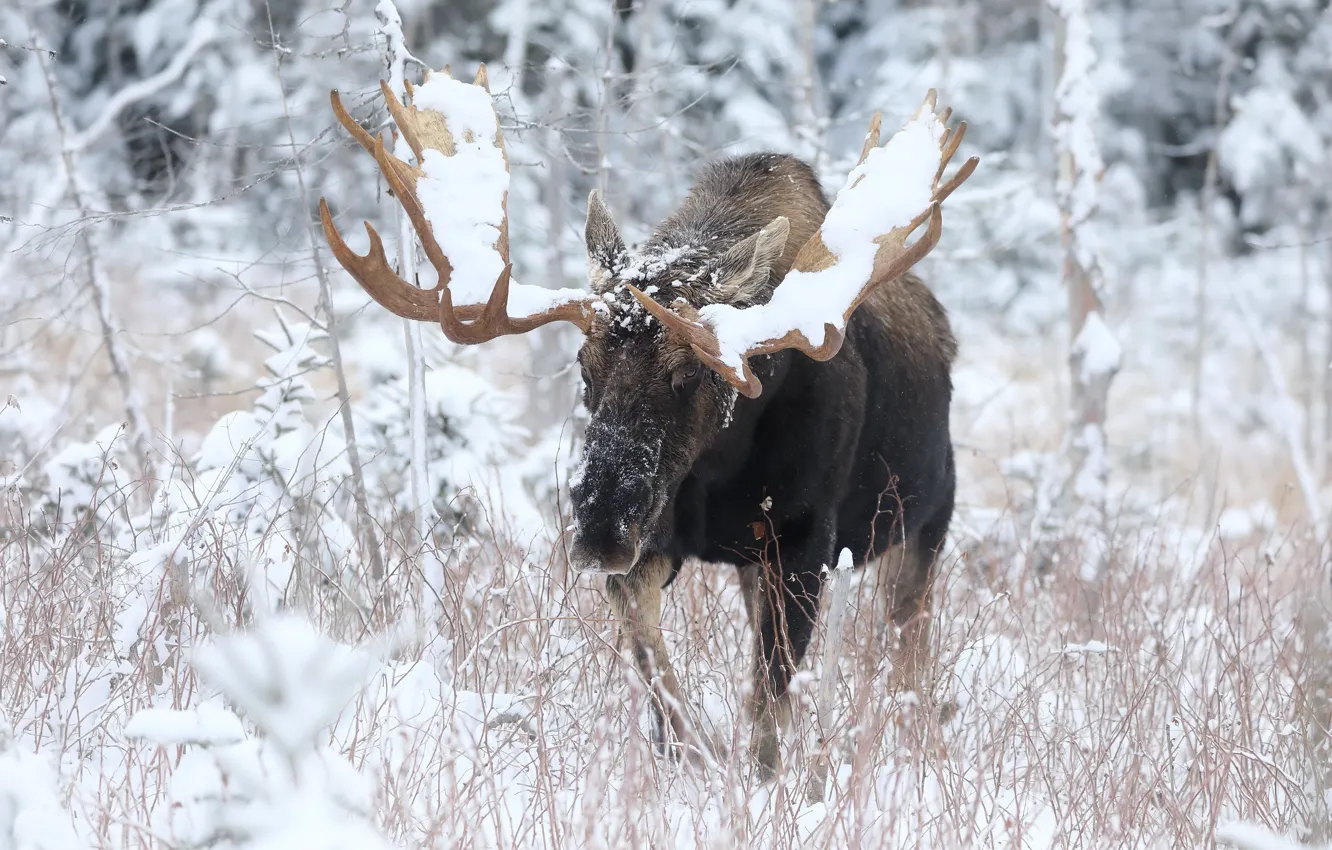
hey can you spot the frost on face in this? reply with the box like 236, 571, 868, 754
721, 383, 739, 429
597, 280, 665, 337
573, 415, 664, 538
616, 244, 697, 283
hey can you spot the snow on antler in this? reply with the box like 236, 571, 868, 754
408, 74, 512, 307
319, 66, 599, 343
700, 101, 945, 369
626, 91, 976, 397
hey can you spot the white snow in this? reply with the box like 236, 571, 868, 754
1215, 822, 1312, 850
124, 703, 246, 746
409, 74, 591, 319
1072, 311, 1122, 381
0, 716, 85, 850
189, 615, 379, 756
1060, 640, 1113, 655
697, 101, 943, 374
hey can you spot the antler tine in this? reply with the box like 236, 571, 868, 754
625, 287, 767, 394
439, 263, 516, 344
380, 80, 431, 162
329, 90, 380, 156
867, 203, 943, 302
318, 199, 440, 322
935, 156, 979, 205
934, 118, 967, 191
857, 112, 883, 166
628, 291, 719, 353
443, 263, 596, 340
371, 131, 456, 290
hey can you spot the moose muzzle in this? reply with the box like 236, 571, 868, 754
569, 421, 661, 575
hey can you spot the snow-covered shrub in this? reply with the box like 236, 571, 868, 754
160, 310, 359, 607
357, 341, 547, 545
125, 614, 391, 849
3, 419, 137, 545
0, 712, 85, 850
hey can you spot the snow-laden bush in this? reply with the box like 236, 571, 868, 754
358, 349, 544, 543
0, 712, 84, 850
125, 614, 391, 849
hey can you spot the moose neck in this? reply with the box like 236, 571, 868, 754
691, 350, 791, 484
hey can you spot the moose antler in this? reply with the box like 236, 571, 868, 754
627, 91, 978, 398
319, 65, 601, 344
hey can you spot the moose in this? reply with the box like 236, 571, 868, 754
320, 65, 976, 775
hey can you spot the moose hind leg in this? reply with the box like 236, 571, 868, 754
606, 556, 698, 759
748, 557, 824, 778
886, 497, 951, 695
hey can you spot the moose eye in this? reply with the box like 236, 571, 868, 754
672, 363, 704, 395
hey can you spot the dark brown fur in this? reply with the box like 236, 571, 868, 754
570, 152, 956, 775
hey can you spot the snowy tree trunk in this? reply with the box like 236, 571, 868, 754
377, 0, 435, 550
35, 48, 153, 467
594, 4, 618, 196
1194, 13, 1236, 438
1323, 247, 1332, 480
501, 0, 532, 93
1049, 0, 1120, 616
532, 61, 572, 425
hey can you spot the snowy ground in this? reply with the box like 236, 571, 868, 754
2, 260, 1326, 848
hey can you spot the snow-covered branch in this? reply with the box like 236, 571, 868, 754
65, 19, 215, 153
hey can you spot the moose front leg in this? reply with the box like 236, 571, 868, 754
606, 556, 703, 761
742, 526, 830, 778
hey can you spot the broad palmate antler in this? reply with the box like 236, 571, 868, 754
626, 92, 978, 397
318, 65, 601, 344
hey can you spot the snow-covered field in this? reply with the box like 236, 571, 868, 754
3, 0, 1330, 847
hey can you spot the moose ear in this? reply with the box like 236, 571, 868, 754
712, 216, 790, 305
585, 189, 627, 294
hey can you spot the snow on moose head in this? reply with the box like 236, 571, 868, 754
319, 63, 975, 576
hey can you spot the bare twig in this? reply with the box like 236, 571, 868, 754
265, 4, 385, 580
1226, 282, 1328, 543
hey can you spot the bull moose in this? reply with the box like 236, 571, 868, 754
320, 65, 977, 776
